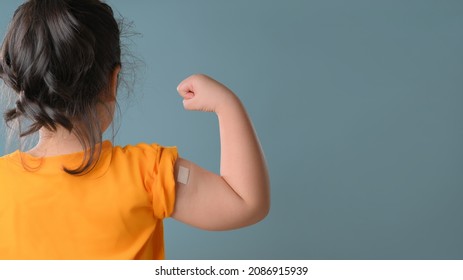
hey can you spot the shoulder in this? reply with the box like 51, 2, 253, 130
0, 151, 22, 171
112, 142, 176, 156
109, 142, 178, 166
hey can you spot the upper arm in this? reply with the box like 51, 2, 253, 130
171, 158, 267, 231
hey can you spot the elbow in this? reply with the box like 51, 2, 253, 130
246, 188, 271, 226
257, 180, 271, 222
255, 172, 271, 223
251, 207, 269, 227
255, 198, 271, 223
242, 203, 269, 229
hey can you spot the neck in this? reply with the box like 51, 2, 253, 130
27, 127, 86, 157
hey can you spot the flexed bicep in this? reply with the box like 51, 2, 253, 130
172, 158, 260, 231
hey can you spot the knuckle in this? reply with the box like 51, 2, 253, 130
192, 73, 208, 81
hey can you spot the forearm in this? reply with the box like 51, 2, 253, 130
217, 96, 270, 217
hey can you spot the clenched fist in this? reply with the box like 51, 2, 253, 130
176, 74, 239, 114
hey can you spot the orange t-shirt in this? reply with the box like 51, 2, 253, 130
0, 141, 178, 259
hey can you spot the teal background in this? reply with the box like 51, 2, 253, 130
1, 0, 463, 259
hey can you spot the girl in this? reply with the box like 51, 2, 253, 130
0, 0, 270, 259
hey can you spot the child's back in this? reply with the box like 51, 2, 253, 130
0, 142, 176, 259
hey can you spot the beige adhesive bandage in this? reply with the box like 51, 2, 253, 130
177, 165, 190, 185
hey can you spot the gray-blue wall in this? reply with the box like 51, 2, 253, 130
1, 0, 462, 259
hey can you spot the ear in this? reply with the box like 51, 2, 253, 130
109, 65, 121, 101
101, 65, 121, 102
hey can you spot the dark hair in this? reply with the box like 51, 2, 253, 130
0, 0, 121, 175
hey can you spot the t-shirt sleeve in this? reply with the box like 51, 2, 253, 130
143, 144, 178, 220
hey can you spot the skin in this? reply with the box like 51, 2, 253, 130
28, 70, 271, 231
